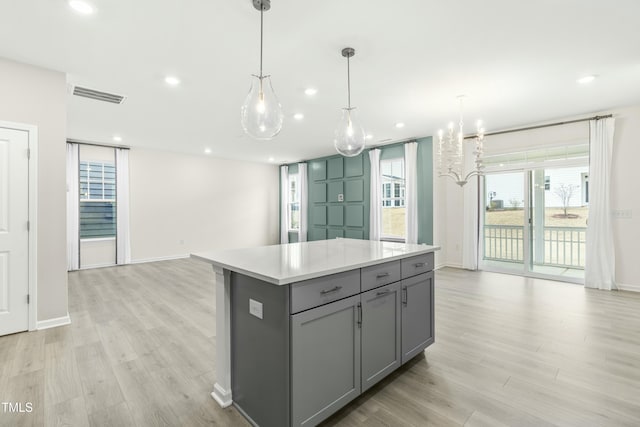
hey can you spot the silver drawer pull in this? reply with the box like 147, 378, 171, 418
414, 262, 426, 268
376, 289, 390, 296
376, 272, 390, 279
320, 285, 342, 295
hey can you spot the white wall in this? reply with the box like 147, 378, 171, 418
0, 58, 67, 322
128, 148, 279, 262
437, 104, 640, 288
610, 105, 640, 289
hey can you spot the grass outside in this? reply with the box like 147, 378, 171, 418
382, 207, 405, 238
485, 207, 589, 227
484, 206, 587, 267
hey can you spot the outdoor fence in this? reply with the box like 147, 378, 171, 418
483, 225, 586, 269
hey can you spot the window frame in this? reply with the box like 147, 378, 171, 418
288, 173, 300, 232
79, 160, 117, 240
380, 157, 407, 242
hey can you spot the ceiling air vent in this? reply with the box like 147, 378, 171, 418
72, 86, 126, 104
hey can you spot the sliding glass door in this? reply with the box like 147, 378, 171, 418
481, 165, 588, 282
529, 167, 588, 280
482, 172, 526, 274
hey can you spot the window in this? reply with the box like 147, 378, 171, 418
289, 173, 300, 230
380, 158, 406, 240
79, 161, 116, 239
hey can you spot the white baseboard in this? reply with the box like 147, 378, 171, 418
617, 283, 640, 293
80, 262, 115, 270
130, 254, 190, 265
439, 262, 464, 269
37, 313, 71, 330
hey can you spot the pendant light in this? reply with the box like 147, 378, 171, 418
334, 47, 366, 157
240, 0, 284, 140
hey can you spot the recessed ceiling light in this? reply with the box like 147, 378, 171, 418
365, 134, 373, 140
204, 148, 212, 154
577, 75, 596, 84
304, 88, 317, 96
395, 122, 405, 128
293, 113, 304, 120
69, 0, 94, 15
165, 76, 181, 86
268, 157, 275, 162
112, 135, 122, 142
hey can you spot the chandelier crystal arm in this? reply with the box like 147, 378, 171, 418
436, 96, 485, 187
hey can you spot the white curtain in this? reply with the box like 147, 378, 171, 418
369, 149, 381, 241
585, 118, 616, 290
280, 165, 289, 244
404, 142, 419, 244
298, 163, 308, 242
116, 148, 131, 265
462, 143, 479, 270
66, 143, 80, 271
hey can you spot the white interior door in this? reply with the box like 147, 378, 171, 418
0, 127, 30, 336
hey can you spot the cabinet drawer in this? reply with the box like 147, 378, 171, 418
401, 252, 434, 279
291, 269, 361, 314
361, 260, 401, 292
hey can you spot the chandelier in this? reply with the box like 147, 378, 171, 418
437, 96, 485, 186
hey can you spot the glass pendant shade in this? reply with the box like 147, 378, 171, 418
334, 108, 366, 157
241, 75, 284, 140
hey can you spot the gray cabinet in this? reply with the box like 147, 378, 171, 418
291, 295, 361, 426
229, 252, 436, 427
401, 271, 435, 364
361, 282, 401, 392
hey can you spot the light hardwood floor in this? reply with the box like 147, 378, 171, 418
1, 260, 640, 426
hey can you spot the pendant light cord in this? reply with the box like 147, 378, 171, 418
347, 54, 351, 109
259, 5, 264, 78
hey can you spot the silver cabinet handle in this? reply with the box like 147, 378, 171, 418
402, 287, 408, 306
357, 303, 362, 328
414, 262, 425, 268
376, 289, 390, 296
376, 272, 390, 279
320, 285, 342, 295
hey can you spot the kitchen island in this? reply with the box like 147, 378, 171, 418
192, 238, 440, 427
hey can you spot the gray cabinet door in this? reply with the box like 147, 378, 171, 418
401, 271, 434, 364
291, 295, 361, 426
361, 282, 401, 392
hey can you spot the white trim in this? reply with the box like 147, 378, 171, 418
211, 384, 232, 408
434, 262, 464, 270
79, 262, 116, 270
211, 265, 233, 407
37, 313, 70, 330
80, 237, 116, 242
0, 121, 39, 332
130, 254, 190, 265
617, 283, 640, 293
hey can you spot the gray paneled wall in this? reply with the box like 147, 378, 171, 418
309, 154, 370, 241
284, 137, 433, 244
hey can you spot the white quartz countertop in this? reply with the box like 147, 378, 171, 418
192, 238, 440, 285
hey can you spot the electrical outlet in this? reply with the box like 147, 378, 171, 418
612, 209, 633, 219
249, 299, 263, 319
338, 193, 344, 202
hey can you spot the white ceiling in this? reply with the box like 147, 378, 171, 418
1, 0, 639, 163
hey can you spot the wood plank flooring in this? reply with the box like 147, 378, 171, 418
1, 260, 640, 426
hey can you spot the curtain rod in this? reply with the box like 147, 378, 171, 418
464, 114, 613, 140
66, 138, 130, 150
